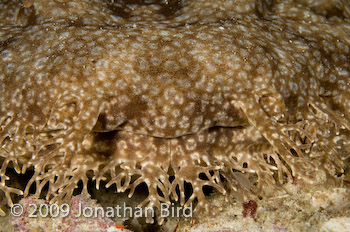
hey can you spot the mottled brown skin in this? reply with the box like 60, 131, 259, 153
0, 0, 350, 224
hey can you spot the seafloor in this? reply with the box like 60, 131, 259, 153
1, 178, 349, 232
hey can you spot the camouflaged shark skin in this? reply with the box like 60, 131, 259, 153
0, 0, 349, 224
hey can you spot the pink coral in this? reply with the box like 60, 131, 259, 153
11, 195, 127, 232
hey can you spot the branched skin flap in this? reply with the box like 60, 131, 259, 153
0, 0, 350, 224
